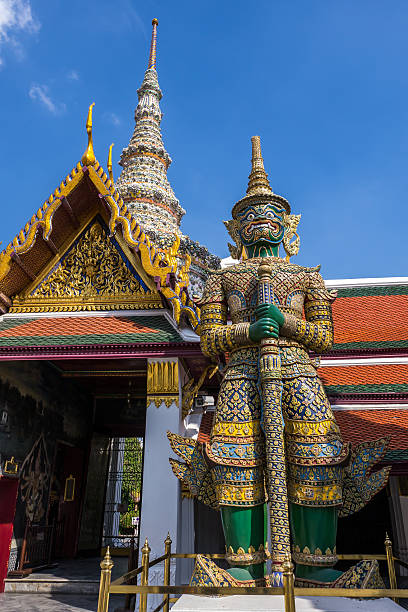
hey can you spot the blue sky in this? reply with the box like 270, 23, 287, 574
0, 0, 407, 279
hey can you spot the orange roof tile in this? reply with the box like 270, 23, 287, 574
197, 411, 214, 444
0, 316, 160, 338
332, 295, 408, 345
335, 409, 408, 451
318, 364, 408, 386
0, 315, 182, 348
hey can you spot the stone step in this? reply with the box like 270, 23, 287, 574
4, 578, 100, 594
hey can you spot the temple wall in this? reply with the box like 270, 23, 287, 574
0, 360, 93, 569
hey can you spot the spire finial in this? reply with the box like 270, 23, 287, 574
246, 135, 273, 197
107, 143, 114, 183
81, 102, 96, 166
147, 18, 159, 69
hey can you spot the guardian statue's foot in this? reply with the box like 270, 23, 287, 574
295, 560, 384, 589
190, 555, 269, 587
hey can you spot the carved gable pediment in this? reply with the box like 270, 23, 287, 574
11, 218, 163, 313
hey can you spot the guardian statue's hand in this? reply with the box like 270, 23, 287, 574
255, 303, 284, 327
249, 317, 279, 342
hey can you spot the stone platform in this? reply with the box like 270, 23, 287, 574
172, 594, 404, 611
4, 556, 128, 594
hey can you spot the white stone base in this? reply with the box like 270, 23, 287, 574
172, 594, 403, 611
4, 578, 99, 594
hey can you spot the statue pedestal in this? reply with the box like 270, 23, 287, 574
172, 594, 402, 611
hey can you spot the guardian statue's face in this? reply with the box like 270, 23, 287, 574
237, 203, 285, 248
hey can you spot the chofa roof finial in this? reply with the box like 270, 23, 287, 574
148, 18, 159, 69
107, 143, 114, 183
81, 103, 96, 166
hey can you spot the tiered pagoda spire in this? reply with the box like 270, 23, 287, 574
115, 19, 185, 244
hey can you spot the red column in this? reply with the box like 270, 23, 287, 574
0, 478, 19, 592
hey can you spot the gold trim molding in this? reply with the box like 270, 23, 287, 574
147, 360, 179, 408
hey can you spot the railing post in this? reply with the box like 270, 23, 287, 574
163, 533, 172, 612
282, 552, 296, 612
97, 547, 114, 612
139, 537, 151, 612
385, 532, 398, 603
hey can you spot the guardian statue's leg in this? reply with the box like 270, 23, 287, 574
208, 352, 268, 581
282, 375, 347, 582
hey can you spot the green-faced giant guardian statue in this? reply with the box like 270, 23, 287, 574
168, 136, 390, 589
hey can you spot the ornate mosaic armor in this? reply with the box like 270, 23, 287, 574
200, 257, 347, 568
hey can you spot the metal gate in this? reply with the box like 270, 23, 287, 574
102, 437, 144, 555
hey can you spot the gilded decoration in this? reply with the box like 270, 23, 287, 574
11, 220, 162, 313
292, 545, 337, 567
340, 438, 391, 518
147, 360, 179, 408
181, 364, 218, 419
226, 544, 266, 565
294, 560, 384, 590
168, 431, 217, 509
0, 153, 200, 330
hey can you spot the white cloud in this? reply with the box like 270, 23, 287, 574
0, 0, 40, 64
104, 111, 121, 126
29, 84, 65, 115
67, 69, 79, 81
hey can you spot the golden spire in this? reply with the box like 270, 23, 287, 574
107, 143, 114, 183
81, 103, 96, 166
246, 135, 273, 197
147, 18, 159, 69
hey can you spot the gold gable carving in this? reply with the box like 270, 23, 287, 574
11, 221, 163, 313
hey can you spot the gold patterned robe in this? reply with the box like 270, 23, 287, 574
199, 257, 348, 515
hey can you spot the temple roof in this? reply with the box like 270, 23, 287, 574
0, 314, 182, 348
330, 283, 408, 353
0, 156, 200, 332
318, 364, 408, 396
335, 409, 408, 463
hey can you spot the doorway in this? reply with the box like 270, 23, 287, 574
49, 442, 85, 559
102, 437, 144, 559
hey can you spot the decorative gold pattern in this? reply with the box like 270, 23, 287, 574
285, 420, 340, 437
292, 545, 337, 567
214, 481, 265, 506
282, 213, 301, 261
12, 221, 162, 312
212, 420, 261, 438
4, 456, 19, 476
226, 544, 266, 566
0, 156, 200, 330
147, 360, 179, 408
64, 474, 76, 502
246, 136, 273, 198
288, 481, 342, 506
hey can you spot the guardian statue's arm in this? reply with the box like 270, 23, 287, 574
199, 274, 252, 358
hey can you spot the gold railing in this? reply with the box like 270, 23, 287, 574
97, 533, 408, 612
